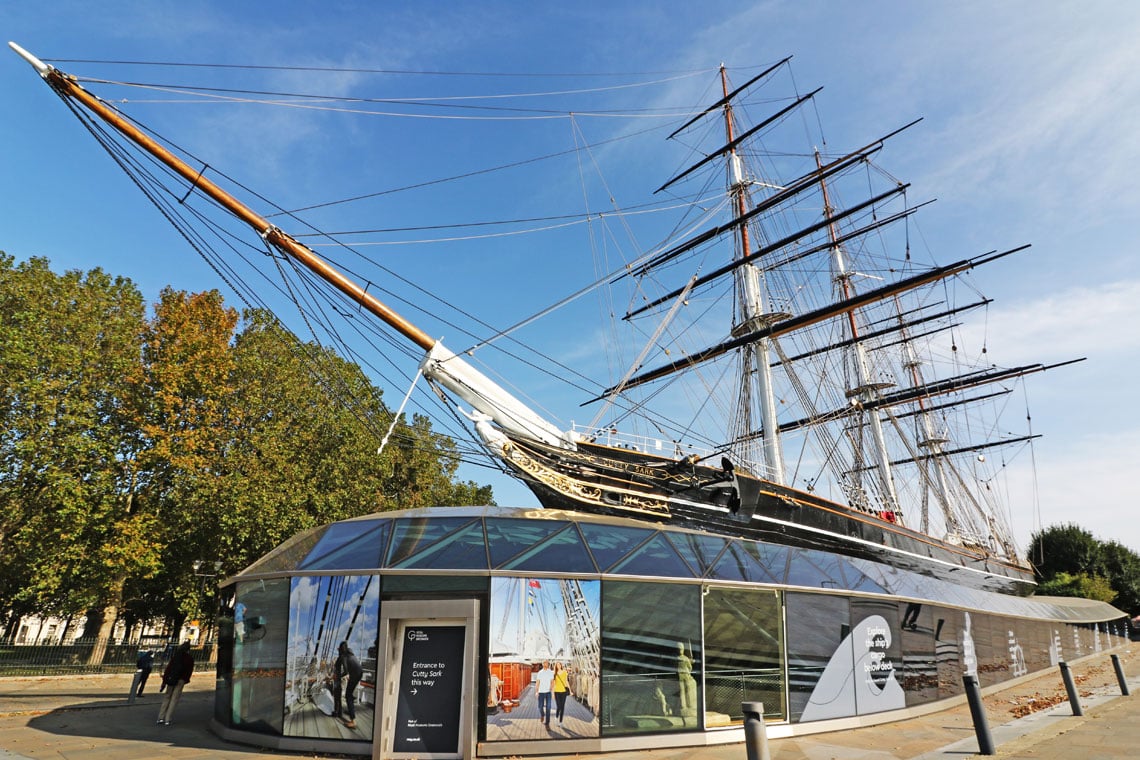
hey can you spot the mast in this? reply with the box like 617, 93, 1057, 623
721, 66, 786, 484
10, 41, 572, 451
893, 303, 956, 535
815, 150, 900, 518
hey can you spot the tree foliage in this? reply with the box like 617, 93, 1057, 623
0, 254, 496, 641
1035, 572, 1117, 604
1028, 523, 1140, 614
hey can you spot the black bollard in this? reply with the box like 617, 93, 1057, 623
741, 701, 771, 760
963, 674, 995, 755
1058, 661, 1084, 716
1111, 654, 1131, 696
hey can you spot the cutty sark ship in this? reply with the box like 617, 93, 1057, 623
12, 43, 1076, 597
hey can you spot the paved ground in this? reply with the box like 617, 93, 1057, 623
0, 649, 1135, 759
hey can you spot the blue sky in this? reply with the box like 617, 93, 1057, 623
4, 2, 1139, 557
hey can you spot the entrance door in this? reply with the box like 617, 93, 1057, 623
375, 599, 479, 760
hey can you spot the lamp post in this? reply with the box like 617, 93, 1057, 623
192, 560, 223, 590
192, 560, 223, 649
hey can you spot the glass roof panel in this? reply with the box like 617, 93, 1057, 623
386, 517, 480, 566
708, 541, 782, 584
837, 556, 889, 594
485, 518, 569, 568
610, 532, 697, 578
578, 523, 654, 571
389, 518, 488, 570
499, 524, 597, 573
750, 542, 790, 583
241, 524, 326, 575
667, 532, 729, 577
301, 520, 391, 571
786, 547, 846, 589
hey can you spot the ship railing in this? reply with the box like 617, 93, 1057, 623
569, 424, 773, 479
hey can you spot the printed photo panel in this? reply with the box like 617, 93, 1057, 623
785, 592, 851, 722
897, 601, 938, 706
283, 575, 380, 740
485, 577, 600, 741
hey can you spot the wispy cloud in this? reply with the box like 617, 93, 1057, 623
959, 279, 1140, 365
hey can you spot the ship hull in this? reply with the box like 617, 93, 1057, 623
499, 436, 1036, 596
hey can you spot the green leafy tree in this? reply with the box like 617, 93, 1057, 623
1100, 541, 1140, 615
1035, 572, 1117, 604
0, 254, 156, 655
132, 288, 240, 632
1028, 523, 1140, 614
1028, 524, 1104, 582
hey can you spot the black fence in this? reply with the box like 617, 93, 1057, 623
0, 639, 184, 677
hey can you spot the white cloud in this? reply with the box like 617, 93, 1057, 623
1008, 428, 1140, 555
958, 279, 1140, 365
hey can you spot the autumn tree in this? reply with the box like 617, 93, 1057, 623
1, 256, 497, 648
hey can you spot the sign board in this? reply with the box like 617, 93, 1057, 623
392, 625, 465, 754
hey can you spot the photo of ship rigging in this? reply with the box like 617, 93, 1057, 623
284, 575, 379, 740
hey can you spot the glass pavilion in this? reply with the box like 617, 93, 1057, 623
210, 506, 1128, 759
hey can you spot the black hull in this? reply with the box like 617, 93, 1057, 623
499, 436, 1035, 596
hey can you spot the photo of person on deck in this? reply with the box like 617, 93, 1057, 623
486, 577, 600, 741
283, 574, 379, 739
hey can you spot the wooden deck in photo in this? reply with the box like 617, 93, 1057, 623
486, 684, 599, 742
284, 697, 375, 741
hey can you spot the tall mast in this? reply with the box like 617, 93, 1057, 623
10, 41, 571, 450
895, 309, 957, 535
721, 66, 786, 484
814, 150, 900, 518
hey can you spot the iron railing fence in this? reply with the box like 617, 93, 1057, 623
0, 639, 199, 677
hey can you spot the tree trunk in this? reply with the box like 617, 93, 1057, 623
0, 610, 19, 644
85, 577, 126, 666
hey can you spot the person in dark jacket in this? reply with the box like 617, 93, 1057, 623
334, 641, 364, 729
156, 642, 195, 725
135, 650, 154, 696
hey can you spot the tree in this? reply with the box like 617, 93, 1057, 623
1035, 572, 1117, 604
1100, 541, 1140, 616
0, 254, 155, 654
1027, 524, 1104, 582
1, 258, 497, 644
1028, 523, 1140, 615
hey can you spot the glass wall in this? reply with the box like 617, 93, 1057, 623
702, 587, 785, 723
600, 580, 702, 734
231, 578, 289, 735
213, 509, 1133, 750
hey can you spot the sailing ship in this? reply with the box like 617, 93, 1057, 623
12, 43, 1073, 596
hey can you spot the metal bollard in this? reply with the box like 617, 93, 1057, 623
1111, 654, 1130, 696
1058, 661, 1084, 716
741, 701, 771, 760
962, 674, 995, 755
128, 669, 143, 704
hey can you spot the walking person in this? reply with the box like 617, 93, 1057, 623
552, 662, 573, 724
335, 641, 363, 729
534, 660, 555, 726
156, 642, 195, 726
135, 650, 154, 696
